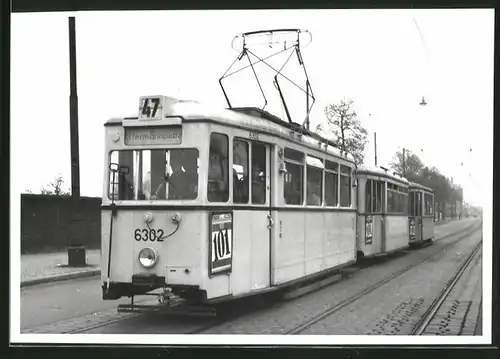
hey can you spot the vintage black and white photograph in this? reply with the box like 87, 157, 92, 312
10, 8, 493, 345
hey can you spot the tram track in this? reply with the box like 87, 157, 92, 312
410, 240, 482, 335
284, 221, 481, 335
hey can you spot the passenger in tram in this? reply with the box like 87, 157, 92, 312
168, 162, 191, 200
307, 190, 321, 206
233, 167, 247, 202
306, 169, 321, 206
252, 162, 266, 204
208, 146, 229, 202
118, 171, 134, 200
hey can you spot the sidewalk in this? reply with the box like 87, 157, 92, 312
21, 249, 101, 287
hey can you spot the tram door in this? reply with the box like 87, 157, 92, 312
415, 191, 423, 242
248, 142, 271, 291
378, 180, 387, 253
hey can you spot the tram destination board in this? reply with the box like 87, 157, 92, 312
124, 127, 182, 146
209, 212, 233, 276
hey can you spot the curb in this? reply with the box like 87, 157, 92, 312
21, 269, 101, 288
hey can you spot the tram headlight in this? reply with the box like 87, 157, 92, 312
138, 247, 158, 268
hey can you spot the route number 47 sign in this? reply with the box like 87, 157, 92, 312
209, 213, 233, 275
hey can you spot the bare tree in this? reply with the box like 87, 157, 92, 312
40, 175, 71, 196
316, 99, 368, 165
389, 150, 425, 180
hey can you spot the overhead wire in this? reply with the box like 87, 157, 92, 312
413, 16, 430, 104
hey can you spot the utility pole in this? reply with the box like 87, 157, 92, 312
402, 148, 406, 177
69, 17, 80, 198
340, 113, 346, 152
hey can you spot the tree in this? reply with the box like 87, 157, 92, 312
39, 175, 71, 196
421, 167, 448, 216
315, 98, 368, 165
389, 150, 425, 181
388, 150, 463, 219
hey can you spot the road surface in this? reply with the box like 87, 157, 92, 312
21, 276, 139, 330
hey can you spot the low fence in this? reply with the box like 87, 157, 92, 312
21, 194, 101, 254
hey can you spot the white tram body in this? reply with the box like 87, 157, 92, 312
408, 181, 435, 246
101, 95, 358, 303
356, 165, 410, 258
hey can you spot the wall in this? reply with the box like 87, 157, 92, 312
21, 194, 101, 254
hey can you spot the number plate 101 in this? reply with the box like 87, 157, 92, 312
210, 213, 233, 275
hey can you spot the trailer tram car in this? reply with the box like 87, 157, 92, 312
355, 166, 410, 259
408, 182, 435, 247
101, 95, 358, 305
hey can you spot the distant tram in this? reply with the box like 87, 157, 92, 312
408, 181, 435, 247
356, 166, 410, 258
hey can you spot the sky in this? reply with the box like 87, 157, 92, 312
10, 9, 494, 207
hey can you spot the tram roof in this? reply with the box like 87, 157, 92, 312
408, 181, 434, 193
356, 164, 409, 185
106, 95, 356, 163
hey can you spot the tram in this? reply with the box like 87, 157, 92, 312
408, 181, 435, 247
100, 28, 436, 309
356, 166, 410, 258
101, 95, 358, 304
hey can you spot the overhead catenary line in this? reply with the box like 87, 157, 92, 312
413, 16, 430, 106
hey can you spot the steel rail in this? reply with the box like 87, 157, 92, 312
410, 240, 482, 335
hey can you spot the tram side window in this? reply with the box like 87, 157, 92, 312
306, 156, 323, 206
208, 133, 229, 203
325, 160, 338, 206
409, 192, 415, 216
339, 165, 351, 207
416, 192, 422, 216
283, 148, 304, 205
393, 186, 400, 213
423, 193, 433, 216
395, 186, 402, 213
365, 179, 372, 213
387, 183, 403, 213
372, 180, 379, 212
386, 185, 393, 212
376, 181, 384, 212
252, 142, 267, 204
233, 139, 249, 204
402, 192, 408, 215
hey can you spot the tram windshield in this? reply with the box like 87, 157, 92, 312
108, 149, 199, 201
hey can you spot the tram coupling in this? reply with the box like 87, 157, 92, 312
117, 288, 217, 317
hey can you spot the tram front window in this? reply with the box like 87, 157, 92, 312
108, 149, 199, 201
